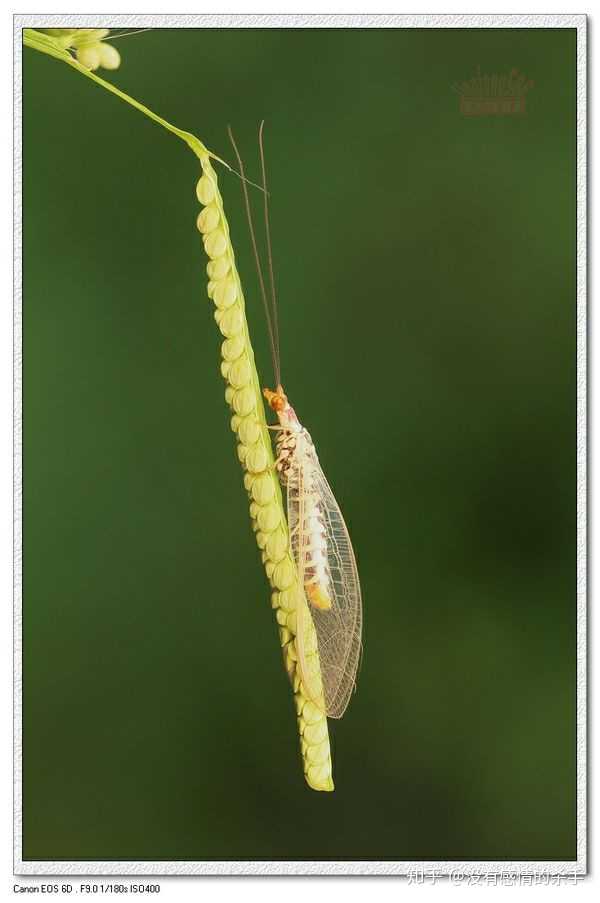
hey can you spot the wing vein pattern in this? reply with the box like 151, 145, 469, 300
287, 431, 362, 719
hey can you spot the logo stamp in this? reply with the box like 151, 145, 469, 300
452, 67, 534, 116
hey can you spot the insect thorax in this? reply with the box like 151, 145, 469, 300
274, 429, 296, 484
275, 427, 311, 484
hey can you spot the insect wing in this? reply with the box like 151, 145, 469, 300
289, 437, 363, 719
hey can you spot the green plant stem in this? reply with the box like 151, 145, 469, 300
23, 28, 227, 167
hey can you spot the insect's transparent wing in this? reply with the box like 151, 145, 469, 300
289, 438, 363, 719
309, 450, 363, 718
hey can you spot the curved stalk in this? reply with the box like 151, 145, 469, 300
24, 28, 333, 791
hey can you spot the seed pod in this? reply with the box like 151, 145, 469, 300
238, 416, 261, 446
196, 205, 220, 234
228, 357, 252, 389
232, 386, 255, 417
218, 307, 243, 338
222, 335, 245, 363
213, 278, 237, 310
97, 43, 121, 71
257, 503, 280, 533
204, 229, 227, 259
76, 44, 101, 71
207, 257, 230, 280
196, 174, 216, 206
246, 443, 269, 474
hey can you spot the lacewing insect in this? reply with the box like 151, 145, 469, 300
228, 124, 363, 718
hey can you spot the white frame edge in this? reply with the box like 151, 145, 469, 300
13, 11, 587, 878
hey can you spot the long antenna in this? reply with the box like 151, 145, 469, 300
227, 125, 281, 386
104, 28, 153, 42
75, 28, 153, 47
258, 121, 281, 384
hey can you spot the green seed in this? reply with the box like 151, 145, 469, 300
196, 174, 216, 206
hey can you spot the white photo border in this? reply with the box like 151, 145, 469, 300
13, 12, 587, 877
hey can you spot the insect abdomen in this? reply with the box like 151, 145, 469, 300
306, 581, 332, 610
298, 455, 333, 611
281, 432, 332, 610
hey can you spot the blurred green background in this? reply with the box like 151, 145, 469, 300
23, 27, 577, 862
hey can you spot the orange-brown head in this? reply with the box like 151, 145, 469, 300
263, 384, 288, 413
